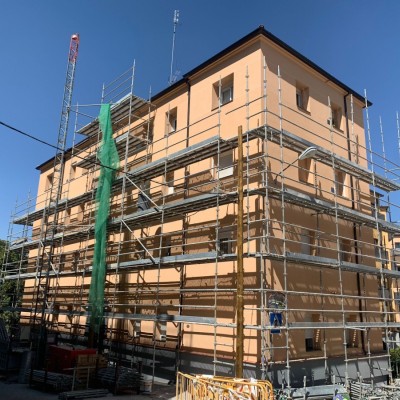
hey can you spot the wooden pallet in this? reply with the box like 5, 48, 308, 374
76, 354, 107, 369
71, 354, 108, 390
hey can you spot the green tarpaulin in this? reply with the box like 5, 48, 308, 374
88, 104, 119, 335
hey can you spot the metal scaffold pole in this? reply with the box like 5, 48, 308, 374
235, 125, 244, 378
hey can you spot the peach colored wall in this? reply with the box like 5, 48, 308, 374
27, 34, 384, 368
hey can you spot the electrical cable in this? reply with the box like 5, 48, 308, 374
0, 119, 125, 175
0, 121, 59, 150
0, 119, 217, 196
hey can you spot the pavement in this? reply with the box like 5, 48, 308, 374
0, 378, 177, 400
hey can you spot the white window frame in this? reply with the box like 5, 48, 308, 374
220, 85, 233, 106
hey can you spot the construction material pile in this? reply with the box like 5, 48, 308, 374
58, 388, 109, 400
95, 365, 142, 394
27, 369, 77, 392
350, 380, 400, 400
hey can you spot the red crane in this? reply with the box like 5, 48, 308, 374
33, 33, 80, 367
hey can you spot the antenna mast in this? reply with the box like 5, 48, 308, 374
169, 10, 180, 85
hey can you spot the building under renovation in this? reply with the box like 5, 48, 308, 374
3, 26, 400, 389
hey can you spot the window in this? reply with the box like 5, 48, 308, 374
346, 315, 359, 348
374, 238, 381, 259
395, 292, 400, 310
305, 338, 315, 352
68, 164, 77, 182
162, 236, 172, 257
305, 314, 321, 352
138, 180, 151, 211
395, 242, 400, 250
212, 73, 234, 108
59, 254, 66, 272
64, 208, 71, 225
374, 238, 388, 264
329, 103, 343, 131
300, 229, 315, 255
215, 150, 233, 179
218, 228, 233, 255
298, 157, 314, 184
378, 286, 390, 300
133, 320, 141, 338
339, 239, 352, 262
165, 107, 177, 134
221, 86, 233, 105
77, 204, 84, 223
45, 173, 54, 191
155, 312, 168, 342
73, 250, 80, 272
147, 122, 154, 143
219, 238, 230, 254
296, 82, 309, 111
382, 249, 389, 264
334, 169, 347, 197
164, 171, 174, 195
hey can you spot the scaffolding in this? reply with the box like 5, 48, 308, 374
3, 29, 400, 391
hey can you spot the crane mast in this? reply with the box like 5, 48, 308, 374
53, 33, 79, 188
33, 33, 80, 366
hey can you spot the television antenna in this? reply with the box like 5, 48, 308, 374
169, 10, 180, 85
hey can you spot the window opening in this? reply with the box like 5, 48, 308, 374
296, 82, 309, 111
166, 107, 177, 134
212, 73, 234, 108
298, 157, 314, 184
218, 228, 233, 255
329, 103, 343, 130
138, 180, 151, 211
45, 173, 54, 191
339, 239, 352, 262
334, 169, 346, 197
346, 315, 359, 348
216, 150, 233, 179
165, 171, 175, 195
305, 313, 321, 351
300, 229, 315, 255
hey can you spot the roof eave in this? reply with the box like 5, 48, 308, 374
152, 25, 371, 107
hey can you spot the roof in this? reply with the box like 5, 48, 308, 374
152, 25, 368, 105
37, 26, 369, 171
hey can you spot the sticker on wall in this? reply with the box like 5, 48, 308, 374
270, 312, 282, 334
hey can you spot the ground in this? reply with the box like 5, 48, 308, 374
0, 377, 177, 400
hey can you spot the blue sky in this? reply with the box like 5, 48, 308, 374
1, 1, 400, 238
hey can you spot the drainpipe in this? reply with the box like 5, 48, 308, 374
343, 93, 366, 354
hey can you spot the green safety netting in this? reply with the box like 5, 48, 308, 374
88, 104, 119, 335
